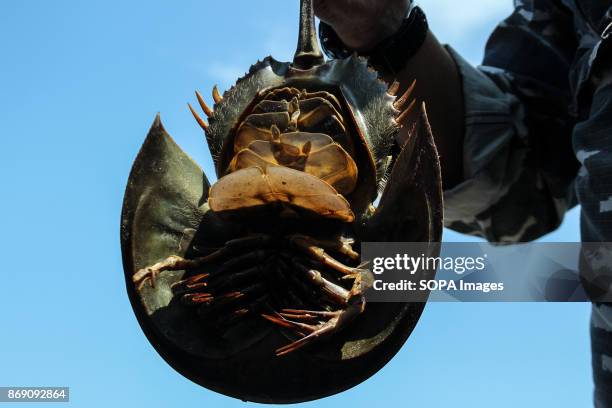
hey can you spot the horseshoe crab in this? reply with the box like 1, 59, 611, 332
121, 0, 442, 402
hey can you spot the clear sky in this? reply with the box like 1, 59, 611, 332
0, 1, 591, 407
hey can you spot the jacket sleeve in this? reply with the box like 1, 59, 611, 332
443, 0, 580, 242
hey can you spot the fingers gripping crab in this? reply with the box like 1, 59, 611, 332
121, 0, 442, 402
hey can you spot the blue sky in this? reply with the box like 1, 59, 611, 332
0, 1, 591, 407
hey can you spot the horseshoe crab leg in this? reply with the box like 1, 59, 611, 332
289, 234, 359, 274
263, 255, 374, 356
185, 282, 266, 309
132, 235, 271, 289
265, 298, 366, 356
294, 235, 359, 261
218, 293, 270, 329
188, 283, 271, 330
280, 309, 339, 321
133, 255, 212, 290
171, 261, 265, 296
277, 258, 315, 308
261, 311, 317, 338
293, 259, 351, 306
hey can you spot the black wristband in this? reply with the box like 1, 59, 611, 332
319, 6, 429, 76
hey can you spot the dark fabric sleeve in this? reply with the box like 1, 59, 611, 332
443, 0, 580, 242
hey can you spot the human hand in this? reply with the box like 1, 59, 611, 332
314, 0, 411, 51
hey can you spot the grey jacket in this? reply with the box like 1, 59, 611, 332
443, 1, 612, 405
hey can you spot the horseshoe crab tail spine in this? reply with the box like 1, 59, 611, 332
292, 0, 324, 69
